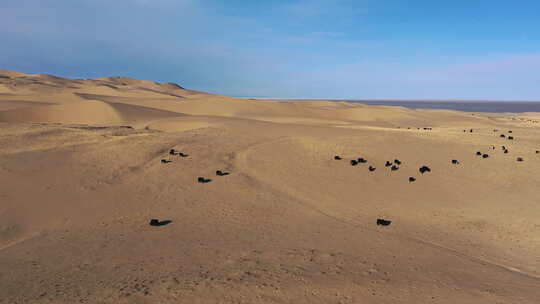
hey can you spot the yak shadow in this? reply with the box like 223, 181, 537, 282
198, 177, 212, 183
170, 149, 189, 157
149, 219, 173, 227
216, 170, 230, 176
376, 219, 392, 226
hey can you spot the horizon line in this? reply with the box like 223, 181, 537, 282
236, 97, 540, 103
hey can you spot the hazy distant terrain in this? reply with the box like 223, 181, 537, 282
347, 100, 540, 113
1, 71, 539, 304
258, 99, 540, 112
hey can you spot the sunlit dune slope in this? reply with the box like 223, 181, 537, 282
1, 70, 539, 304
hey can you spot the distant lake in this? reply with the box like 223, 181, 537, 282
345, 100, 540, 113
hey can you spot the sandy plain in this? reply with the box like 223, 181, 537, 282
0, 70, 539, 303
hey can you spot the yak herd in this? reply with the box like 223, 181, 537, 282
161, 149, 230, 184
334, 128, 534, 185
153, 128, 537, 228
334, 154, 432, 184
339, 127, 537, 227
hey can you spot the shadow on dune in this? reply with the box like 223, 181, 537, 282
149, 219, 172, 227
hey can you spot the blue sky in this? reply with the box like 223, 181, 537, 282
1, 0, 540, 100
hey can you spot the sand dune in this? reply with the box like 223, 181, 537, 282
0, 100, 124, 124
1, 71, 539, 304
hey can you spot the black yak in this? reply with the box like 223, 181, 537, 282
369, 166, 376, 172
391, 165, 399, 171
198, 177, 212, 183
216, 170, 230, 176
149, 219, 172, 227
377, 219, 392, 226
419, 166, 431, 174
334, 155, 342, 160
452, 159, 460, 164
409, 177, 416, 182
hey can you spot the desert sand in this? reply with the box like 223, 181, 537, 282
0, 70, 539, 304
